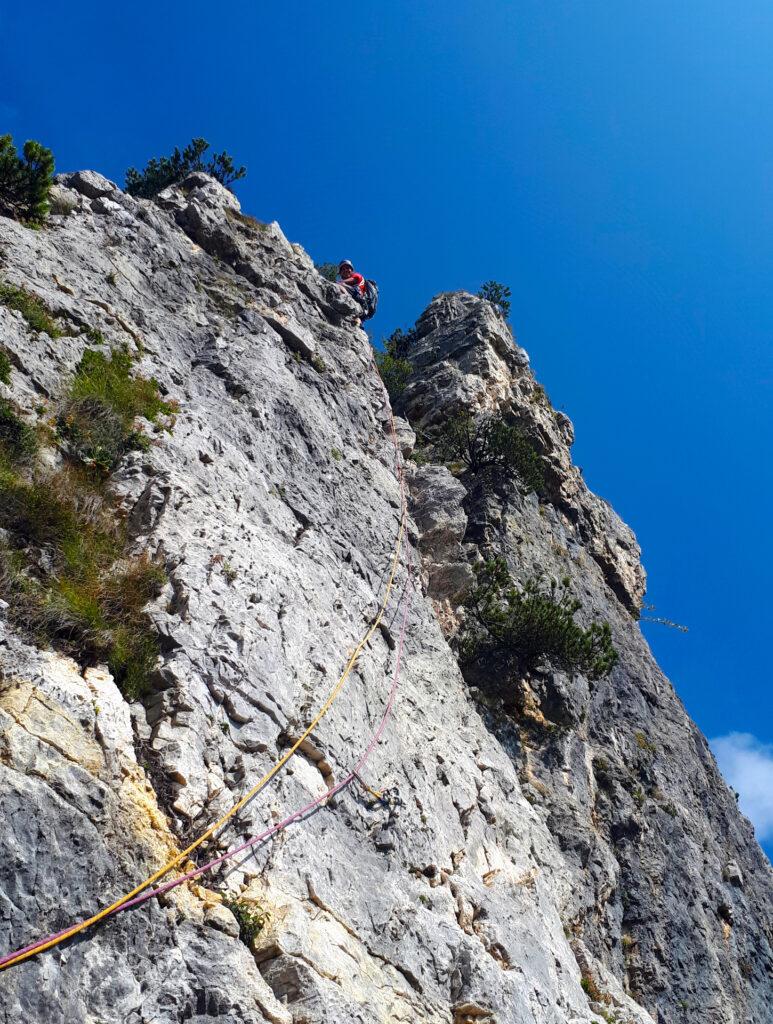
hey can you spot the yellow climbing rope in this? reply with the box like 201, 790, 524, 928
2, 481, 406, 970
354, 772, 384, 801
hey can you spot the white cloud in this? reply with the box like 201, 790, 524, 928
711, 732, 773, 842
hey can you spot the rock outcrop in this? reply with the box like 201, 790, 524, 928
0, 172, 770, 1024
400, 294, 773, 1023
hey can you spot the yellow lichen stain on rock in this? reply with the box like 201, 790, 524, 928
453, 1003, 495, 1024
115, 763, 207, 918
118, 765, 178, 858
0, 667, 207, 919
519, 681, 552, 731
0, 679, 104, 775
482, 868, 501, 888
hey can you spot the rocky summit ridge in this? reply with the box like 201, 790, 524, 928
0, 170, 771, 1024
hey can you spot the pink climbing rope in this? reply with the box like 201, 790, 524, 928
113, 566, 413, 917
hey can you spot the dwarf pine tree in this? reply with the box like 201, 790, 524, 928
0, 135, 55, 224
459, 559, 618, 682
478, 280, 512, 319
374, 327, 416, 403
125, 138, 246, 198
437, 411, 545, 494
315, 262, 339, 282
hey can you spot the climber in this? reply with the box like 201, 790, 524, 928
337, 260, 379, 322
337, 259, 366, 300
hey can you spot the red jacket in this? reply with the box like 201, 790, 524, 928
339, 270, 366, 295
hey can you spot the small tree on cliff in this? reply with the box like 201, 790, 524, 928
0, 135, 55, 224
374, 327, 416, 404
437, 411, 545, 495
375, 351, 412, 404
478, 280, 512, 319
125, 138, 246, 198
315, 262, 339, 282
459, 559, 618, 682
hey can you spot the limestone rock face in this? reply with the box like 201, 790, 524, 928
403, 293, 645, 614
0, 175, 769, 1024
400, 295, 773, 1023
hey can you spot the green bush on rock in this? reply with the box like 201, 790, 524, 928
0, 134, 54, 225
375, 351, 413, 403
459, 559, 618, 682
0, 281, 60, 337
58, 347, 174, 470
437, 411, 545, 495
315, 262, 339, 282
0, 343, 174, 698
223, 899, 270, 946
478, 280, 512, 319
374, 327, 417, 404
125, 138, 246, 198
0, 400, 38, 465
381, 327, 416, 361
0, 463, 166, 699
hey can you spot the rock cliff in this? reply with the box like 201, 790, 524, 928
0, 171, 770, 1024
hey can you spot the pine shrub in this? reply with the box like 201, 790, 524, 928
0, 135, 55, 224
125, 138, 246, 198
437, 411, 545, 494
375, 351, 412, 403
459, 559, 618, 681
478, 280, 512, 318
382, 327, 416, 361
315, 262, 339, 282
374, 327, 417, 403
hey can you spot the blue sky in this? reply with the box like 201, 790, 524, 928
3, 3, 772, 848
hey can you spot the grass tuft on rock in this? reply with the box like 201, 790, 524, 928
0, 281, 60, 336
0, 465, 165, 699
223, 899, 270, 947
580, 973, 607, 1004
58, 347, 173, 470
0, 400, 39, 465
0, 343, 174, 698
0, 349, 11, 385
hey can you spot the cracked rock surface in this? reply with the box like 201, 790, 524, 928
0, 173, 770, 1024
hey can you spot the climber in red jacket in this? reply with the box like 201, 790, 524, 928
337, 259, 366, 301
337, 260, 379, 324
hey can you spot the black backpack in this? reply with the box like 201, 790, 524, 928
361, 279, 379, 321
